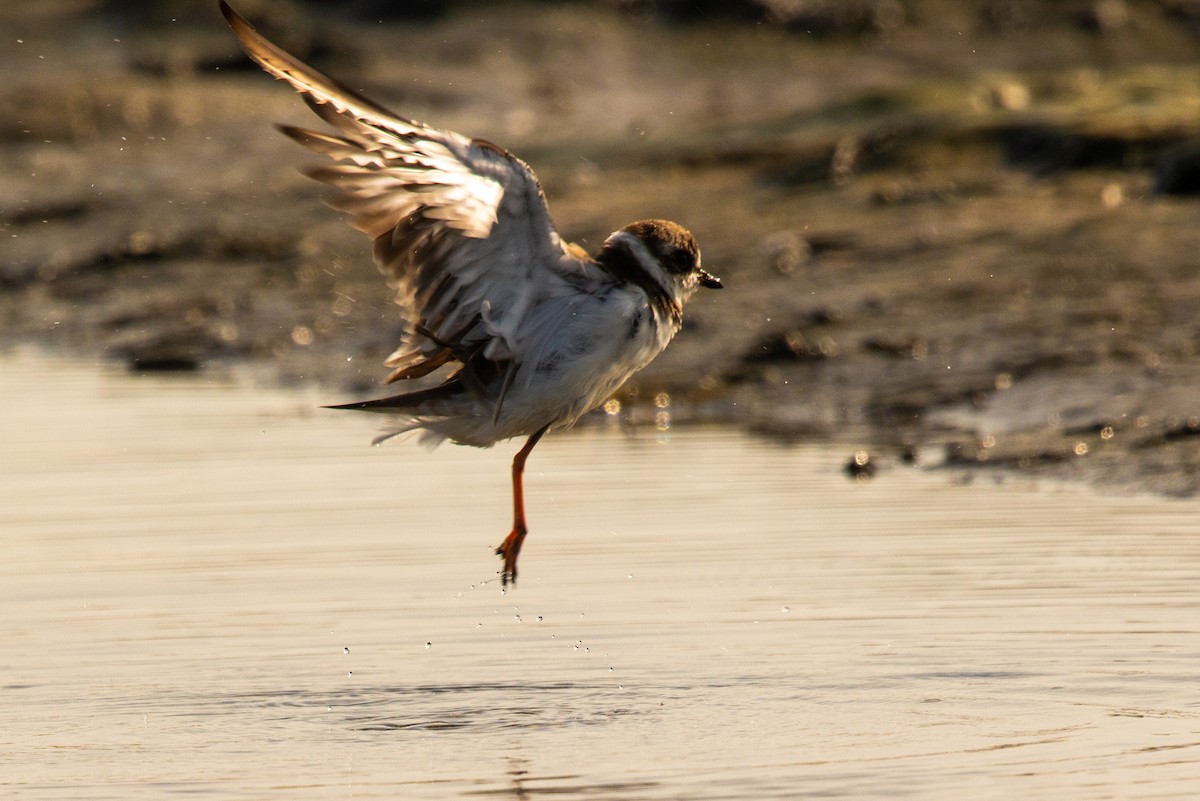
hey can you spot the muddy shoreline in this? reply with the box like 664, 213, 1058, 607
4, 0, 1199, 495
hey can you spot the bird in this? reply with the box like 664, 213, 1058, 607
219, 1, 722, 586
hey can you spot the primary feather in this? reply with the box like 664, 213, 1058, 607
220, 1, 598, 377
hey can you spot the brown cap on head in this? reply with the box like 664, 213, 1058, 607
622, 219, 722, 289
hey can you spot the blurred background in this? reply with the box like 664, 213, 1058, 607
6, 5, 1200, 798
3, 0, 1200, 493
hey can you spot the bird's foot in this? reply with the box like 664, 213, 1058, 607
495, 526, 526, 588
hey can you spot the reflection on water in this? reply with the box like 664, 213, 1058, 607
3, 348, 1198, 800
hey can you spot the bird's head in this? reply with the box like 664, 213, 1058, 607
599, 220, 722, 310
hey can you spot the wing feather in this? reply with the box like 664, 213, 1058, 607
220, 1, 601, 378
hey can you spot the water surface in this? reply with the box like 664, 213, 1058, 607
3, 350, 1197, 799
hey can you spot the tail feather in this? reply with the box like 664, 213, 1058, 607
324, 379, 463, 413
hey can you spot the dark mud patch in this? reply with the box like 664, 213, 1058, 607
3, 0, 1200, 496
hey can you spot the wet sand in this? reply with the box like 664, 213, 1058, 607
2, 1, 1200, 494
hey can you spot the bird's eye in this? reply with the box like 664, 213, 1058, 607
669, 249, 693, 273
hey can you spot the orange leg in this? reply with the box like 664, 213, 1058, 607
495, 425, 549, 587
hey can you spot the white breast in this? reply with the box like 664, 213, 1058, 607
495, 285, 678, 439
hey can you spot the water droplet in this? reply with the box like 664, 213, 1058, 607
343, 646, 350, 655
425, 642, 432, 649
536, 616, 543, 622
290, 325, 313, 346
845, 450, 875, 479
1101, 182, 1124, 208
781, 606, 790, 613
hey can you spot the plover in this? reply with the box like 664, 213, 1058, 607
220, 1, 722, 585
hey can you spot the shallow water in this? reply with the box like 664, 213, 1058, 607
3, 349, 1198, 800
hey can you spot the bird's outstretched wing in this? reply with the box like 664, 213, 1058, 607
220, 1, 595, 381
